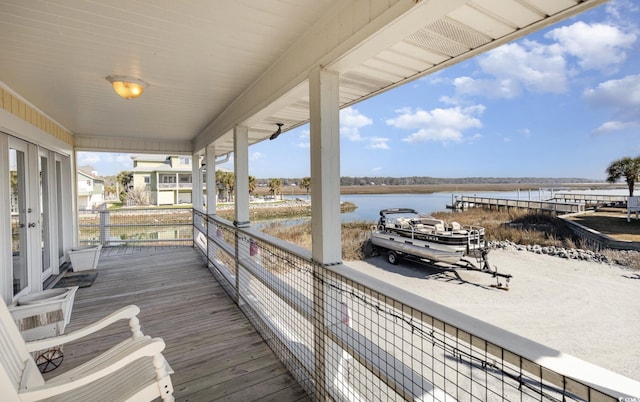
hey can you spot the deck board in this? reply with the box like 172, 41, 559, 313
46, 246, 310, 402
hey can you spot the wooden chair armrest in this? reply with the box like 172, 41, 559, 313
20, 337, 167, 402
25, 305, 143, 353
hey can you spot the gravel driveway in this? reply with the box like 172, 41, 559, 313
346, 248, 640, 382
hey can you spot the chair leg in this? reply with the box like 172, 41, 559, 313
154, 354, 175, 402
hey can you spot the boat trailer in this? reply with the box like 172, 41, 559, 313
367, 241, 512, 290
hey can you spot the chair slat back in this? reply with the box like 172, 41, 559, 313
0, 300, 44, 393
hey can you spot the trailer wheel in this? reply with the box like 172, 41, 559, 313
387, 251, 400, 265
362, 240, 376, 258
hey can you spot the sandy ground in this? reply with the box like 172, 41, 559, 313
346, 249, 640, 382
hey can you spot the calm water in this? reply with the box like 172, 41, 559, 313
286, 187, 628, 223
339, 191, 544, 222
339, 188, 629, 223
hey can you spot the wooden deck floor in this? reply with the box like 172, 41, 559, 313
47, 246, 310, 402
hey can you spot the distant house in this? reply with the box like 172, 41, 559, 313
130, 155, 193, 205
77, 166, 105, 210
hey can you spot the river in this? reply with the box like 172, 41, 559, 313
333, 187, 629, 222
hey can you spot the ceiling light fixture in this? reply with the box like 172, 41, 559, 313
106, 75, 149, 100
269, 123, 284, 140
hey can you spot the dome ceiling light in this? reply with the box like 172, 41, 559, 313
106, 75, 149, 100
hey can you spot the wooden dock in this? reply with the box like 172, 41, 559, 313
449, 195, 585, 213
551, 193, 627, 205
46, 246, 309, 402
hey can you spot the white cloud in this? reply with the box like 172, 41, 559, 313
296, 130, 310, 148
386, 105, 484, 144
605, 0, 639, 19
367, 137, 390, 150
477, 41, 568, 94
438, 95, 459, 105
546, 21, 636, 72
76, 152, 132, 175
453, 75, 524, 99
341, 127, 363, 141
249, 152, 263, 161
451, 19, 637, 100
467, 133, 483, 143
518, 128, 531, 138
115, 154, 130, 164
340, 107, 372, 141
584, 74, 640, 121
591, 120, 634, 135
420, 70, 446, 85
77, 152, 103, 167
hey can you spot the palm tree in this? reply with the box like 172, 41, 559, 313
268, 178, 282, 199
116, 171, 133, 202
225, 172, 235, 201
606, 156, 640, 197
9, 170, 18, 195
104, 184, 118, 200
248, 175, 256, 195
215, 170, 235, 202
300, 177, 311, 199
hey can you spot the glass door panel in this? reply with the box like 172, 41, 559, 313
40, 154, 52, 279
56, 159, 64, 263
9, 142, 29, 296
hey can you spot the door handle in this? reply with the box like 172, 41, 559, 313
19, 223, 25, 228
28, 222, 36, 228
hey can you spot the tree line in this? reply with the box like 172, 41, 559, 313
255, 176, 597, 187
110, 160, 638, 207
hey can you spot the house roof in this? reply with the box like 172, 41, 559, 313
77, 167, 104, 182
0, 0, 606, 156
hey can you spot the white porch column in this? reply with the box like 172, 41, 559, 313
233, 126, 250, 227
309, 67, 341, 265
205, 145, 217, 215
155, 172, 159, 206
233, 125, 250, 307
191, 151, 202, 212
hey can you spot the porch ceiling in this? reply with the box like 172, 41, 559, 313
0, 0, 606, 156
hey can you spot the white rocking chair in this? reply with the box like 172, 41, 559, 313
0, 300, 174, 401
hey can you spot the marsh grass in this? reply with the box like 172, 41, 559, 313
601, 249, 640, 269
262, 208, 575, 258
432, 209, 574, 247
261, 219, 373, 260
258, 206, 640, 269
263, 208, 576, 260
216, 201, 357, 222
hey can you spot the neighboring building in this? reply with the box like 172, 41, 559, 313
77, 166, 105, 210
130, 155, 193, 206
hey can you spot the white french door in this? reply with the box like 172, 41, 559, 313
3, 134, 72, 301
8, 136, 40, 298
39, 149, 54, 281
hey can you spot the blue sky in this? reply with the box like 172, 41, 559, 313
79, 0, 639, 181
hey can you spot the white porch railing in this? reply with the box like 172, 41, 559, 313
78, 207, 193, 247
193, 210, 639, 401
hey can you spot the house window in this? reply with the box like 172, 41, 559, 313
144, 176, 150, 184
179, 156, 191, 165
